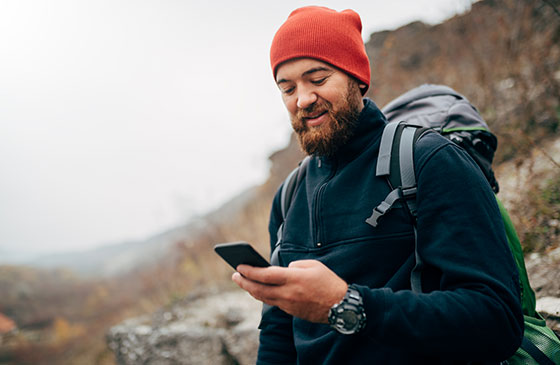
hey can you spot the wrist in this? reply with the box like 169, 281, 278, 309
333, 282, 348, 305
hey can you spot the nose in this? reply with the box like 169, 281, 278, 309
296, 86, 318, 110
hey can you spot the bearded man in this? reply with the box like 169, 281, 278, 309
233, 6, 523, 364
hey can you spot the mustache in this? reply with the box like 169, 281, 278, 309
295, 99, 333, 124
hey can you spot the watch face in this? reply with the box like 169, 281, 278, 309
331, 306, 362, 334
339, 310, 359, 330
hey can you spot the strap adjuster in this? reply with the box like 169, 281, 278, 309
401, 186, 417, 198
374, 200, 392, 215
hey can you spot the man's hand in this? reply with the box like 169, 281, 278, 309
232, 260, 348, 323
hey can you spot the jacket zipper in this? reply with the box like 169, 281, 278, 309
313, 158, 336, 246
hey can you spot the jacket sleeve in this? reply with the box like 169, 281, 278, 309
257, 188, 297, 364
358, 133, 524, 361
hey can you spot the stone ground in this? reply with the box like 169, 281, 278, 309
107, 288, 261, 365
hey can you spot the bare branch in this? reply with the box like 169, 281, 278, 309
542, 0, 560, 18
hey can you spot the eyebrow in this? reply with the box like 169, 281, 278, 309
276, 66, 333, 85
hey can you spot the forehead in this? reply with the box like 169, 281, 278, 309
275, 58, 335, 82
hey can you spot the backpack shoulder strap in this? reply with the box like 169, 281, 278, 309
270, 156, 310, 266
280, 156, 310, 220
366, 122, 429, 227
367, 121, 431, 292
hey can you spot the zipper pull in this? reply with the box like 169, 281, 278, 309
318, 158, 322, 168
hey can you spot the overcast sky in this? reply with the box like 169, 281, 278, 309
0, 0, 474, 259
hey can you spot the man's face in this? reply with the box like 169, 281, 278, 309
275, 58, 364, 157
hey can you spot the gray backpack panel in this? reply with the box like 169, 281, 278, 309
382, 84, 499, 193
382, 84, 489, 132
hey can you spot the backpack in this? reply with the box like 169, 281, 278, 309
273, 84, 560, 364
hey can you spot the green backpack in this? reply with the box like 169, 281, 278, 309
274, 85, 560, 364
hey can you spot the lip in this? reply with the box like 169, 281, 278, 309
304, 111, 328, 127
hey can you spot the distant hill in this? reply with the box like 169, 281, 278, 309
15, 186, 258, 278
28, 230, 186, 278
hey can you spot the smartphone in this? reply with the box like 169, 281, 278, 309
214, 241, 270, 269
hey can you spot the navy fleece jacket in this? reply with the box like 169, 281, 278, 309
258, 98, 523, 364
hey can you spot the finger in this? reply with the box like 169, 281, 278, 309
233, 272, 285, 302
237, 265, 289, 285
232, 272, 243, 285
288, 259, 323, 269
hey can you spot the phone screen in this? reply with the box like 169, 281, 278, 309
214, 241, 270, 269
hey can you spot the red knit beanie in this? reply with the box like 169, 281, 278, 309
270, 6, 370, 94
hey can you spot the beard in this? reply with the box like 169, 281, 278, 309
290, 80, 362, 157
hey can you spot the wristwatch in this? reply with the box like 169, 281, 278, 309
328, 284, 366, 334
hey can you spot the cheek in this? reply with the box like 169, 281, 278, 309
283, 96, 298, 116
324, 90, 345, 108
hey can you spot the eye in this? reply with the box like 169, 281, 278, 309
311, 77, 327, 85
281, 86, 295, 95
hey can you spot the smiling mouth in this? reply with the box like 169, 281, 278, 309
303, 111, 328, 126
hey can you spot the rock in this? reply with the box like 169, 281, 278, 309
526, 252, 560, 335
536, 296, 560, 334
107, 289, 261, 365
537, 297, 560, 318
526, 251, 560, 298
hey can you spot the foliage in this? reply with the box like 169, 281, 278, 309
517, 172, 560, 252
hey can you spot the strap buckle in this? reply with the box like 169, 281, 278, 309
365, 204, 388, 228
365, 188, 403, 228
